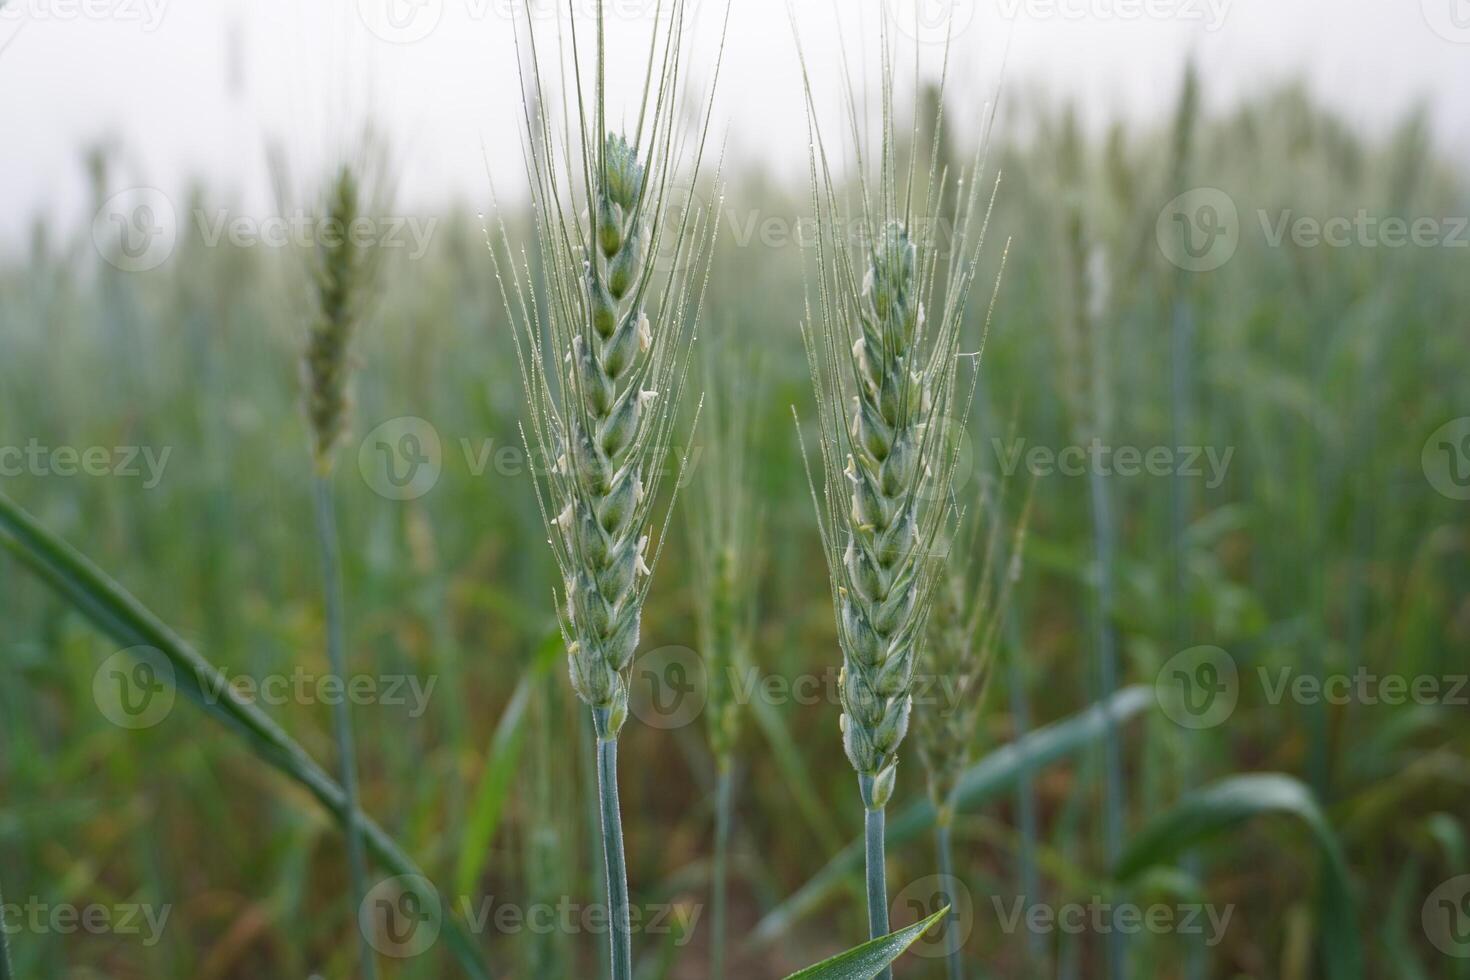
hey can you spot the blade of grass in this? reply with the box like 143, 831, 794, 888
1114, 773, 1361, 980
0, 491, 491, 980
455, 632, 561, 898
749, 686, 1153, 945
782, 905, 949, 980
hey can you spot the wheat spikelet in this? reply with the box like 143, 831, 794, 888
303, 166, 370, 471
914, 475, 1034, 816
490, 0, 725, 743
790, 17, 1004, 970
490, 5, 726, 975
689, 344, 760, 765
793, 34, 1002, 810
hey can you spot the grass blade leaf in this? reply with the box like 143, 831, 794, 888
1114, 772, 1360, 980
0, 491, 491, 980
782, 905, 949, 980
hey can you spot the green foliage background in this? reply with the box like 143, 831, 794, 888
1, 81, 1467, 977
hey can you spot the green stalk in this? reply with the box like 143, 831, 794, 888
1004, 615, 1045, 969
594, 708, 633, 980
859, 774, 892, 980
712, 760, 733, 979
1087, 461, 1127, 980
934, 810, 963, 980
310, 474, 377, 980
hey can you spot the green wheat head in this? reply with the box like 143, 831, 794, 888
491, 0, 725, 741
794, 14, 1003, 807
304, 165, 371, 471
689, 343, 761, 763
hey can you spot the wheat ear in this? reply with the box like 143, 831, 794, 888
302, 165, 379, 980
489, 2, 726, 977
688, 341, 761, 979
790, 8, 1000, 971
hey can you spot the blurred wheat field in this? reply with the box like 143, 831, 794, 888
1, 73, 1469, 979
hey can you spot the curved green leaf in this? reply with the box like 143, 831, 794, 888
751, 686, 1153, 945
455, 632, 560, 898
1115, 773, 1359, 980
783, 905, 949, 980
0, 491, 491, 980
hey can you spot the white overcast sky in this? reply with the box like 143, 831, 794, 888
3, 0, 1469, 248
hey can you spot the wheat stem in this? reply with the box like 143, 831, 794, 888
934, 812, 963, 980
311, 474, 377, 980
711, 758, 733, 979
859, 773, 892, 980
593, 707, 633, 980
1087, 461, 1126, 980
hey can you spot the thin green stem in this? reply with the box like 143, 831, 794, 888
311, 474, 378, 980
1087, 462, 1126, 980
711, 759, 734, 979
859, 774, 892, 980
594, 709, 633, 980
1004, 615, 1045, 969
935, 814, 964, 980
